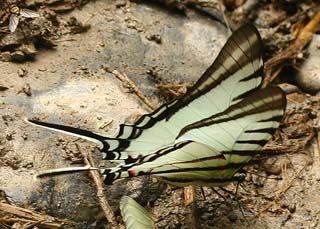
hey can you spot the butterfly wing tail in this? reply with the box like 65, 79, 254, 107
101, 167, 133, 185
26, 118, 136, 161
26, 118, 109, 148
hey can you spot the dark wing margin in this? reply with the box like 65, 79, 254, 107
101, 87, 286, 186
25, 119, 129, 152
178, 86, 286, 139
114, 23, 264, 141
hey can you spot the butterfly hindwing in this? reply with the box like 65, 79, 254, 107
102, 86, 285, 186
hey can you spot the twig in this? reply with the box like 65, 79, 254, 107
106, 68, 156, 110
258, 163, 307, 215
75, 143, 118, 228
184, 185, 196, 206
157, 83, 191, 98
157, 84, 191, 89
190, 201, 201, 229
0, 203, 69, 229
184, 186, 200, 228
311, 128, 320, 180
22, 220, 45, 229
263, 11, 320, 87
184, 185, 201, 229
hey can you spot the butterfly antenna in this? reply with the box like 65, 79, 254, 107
199, 187, 206, 201
210, 187, 227, 201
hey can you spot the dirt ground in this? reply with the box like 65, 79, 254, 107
0, 0, 320, 228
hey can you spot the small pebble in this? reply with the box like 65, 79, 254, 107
38, 67, 47, 72
22, 83, 32, 96
147, 34, 162, 44
18, 68, 28, 77
227, 211, 238, 222
288, 203, 296, 213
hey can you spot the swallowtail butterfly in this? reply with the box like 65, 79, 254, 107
27, 24, 286, 187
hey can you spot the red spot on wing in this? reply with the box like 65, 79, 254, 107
128, 170, 138, 177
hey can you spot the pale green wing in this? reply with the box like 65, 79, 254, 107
103, 141, 241, 187
102, 86, 285, 186
27, 24, 265, 163
120, 196, 154, 229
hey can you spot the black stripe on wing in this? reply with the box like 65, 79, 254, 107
102, 162, 245, 185
27, 24, 265, 162
105, 141, 219, 173
102, 24, 264, 154
159, 174, 245, 187
177, 86, 286, 138
101, 141, 247, 185
26, 119, 134, 161
115, 24, 263, 138
102, 160, 246, 186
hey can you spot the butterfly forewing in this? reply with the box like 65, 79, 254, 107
103, 24, 265, 160
27, 24, 265, 162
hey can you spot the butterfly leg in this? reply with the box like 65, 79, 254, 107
199, 187, 206, 201
210, 187, 227, 201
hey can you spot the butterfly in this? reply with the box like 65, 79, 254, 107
27, 24, 286, 187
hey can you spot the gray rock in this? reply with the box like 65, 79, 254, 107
294, 34, 320, 93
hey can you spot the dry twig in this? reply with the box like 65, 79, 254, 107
0, 202, 70, 229
258, 163, 307, 215
157, 83, 191, 98
75, 143, 118, 228
263, 11, 320, 87
106, 68, 156, 110
184, 186, 201, 229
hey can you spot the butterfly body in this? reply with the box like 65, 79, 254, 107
28, 24, 286, 187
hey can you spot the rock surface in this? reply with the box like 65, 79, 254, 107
294, 34, 320, 93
